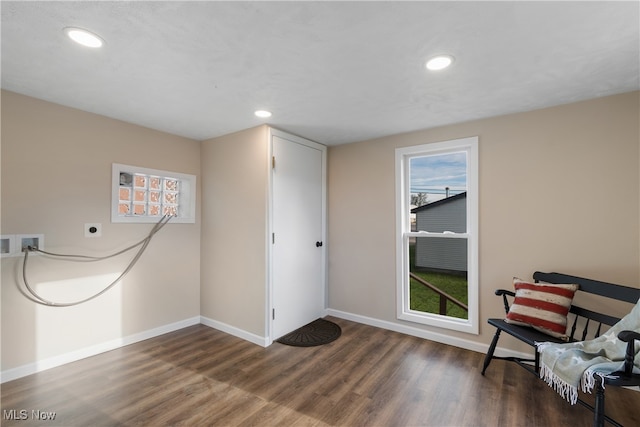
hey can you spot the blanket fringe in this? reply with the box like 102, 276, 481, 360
539, 363, 579, 405
539, 363, 608, 404
582, 369, 606, 394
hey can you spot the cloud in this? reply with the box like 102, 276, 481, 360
410, 152, 467, 194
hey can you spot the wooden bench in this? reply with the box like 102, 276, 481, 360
481, 271, 640, 427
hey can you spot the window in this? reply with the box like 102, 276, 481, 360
395, 137, 478, 334
112, 163, 196, 224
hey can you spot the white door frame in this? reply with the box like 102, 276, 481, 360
266, 127, 328, 345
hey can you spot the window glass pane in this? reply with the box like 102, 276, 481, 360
149, 176, 161, 190
408, 152, 469, 320
117, 170, 181, 218
119, 187, 131, 201
149, 191, 161, 203
134, 190, 146, 202
163, 205, 178, 216
133, 204, 146, 216
409, 236, 468, 319
164, 192, 178, 205
118, 203, 130, 215
119, 172, 133, 187
134, 174, 147, 188
410, 152, 467, 232
164, 179, 178, 191
113, 163, 196, 224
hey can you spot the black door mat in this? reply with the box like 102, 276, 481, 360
276, 318, 342, 347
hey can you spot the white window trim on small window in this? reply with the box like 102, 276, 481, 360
395, 136, 479, 334
111, 163, 196, 224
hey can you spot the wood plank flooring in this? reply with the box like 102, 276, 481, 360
2, 317, 639, 426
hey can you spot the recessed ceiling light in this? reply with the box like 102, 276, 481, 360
64, 27, 104, 48
254, 110, 272, 118
426, 55, 454, 71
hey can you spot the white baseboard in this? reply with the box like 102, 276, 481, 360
200, 316, 268, 347
1, 316, 201, 384
326, 308, 531, 361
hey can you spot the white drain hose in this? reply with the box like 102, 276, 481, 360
21, 215, 171, 307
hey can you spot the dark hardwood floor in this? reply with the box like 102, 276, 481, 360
2, 317, 639, 426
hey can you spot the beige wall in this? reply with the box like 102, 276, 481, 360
327, 91, 639, 353
200, 126, 269, 338
1, 91, 201, 372
2, 88, 638, 373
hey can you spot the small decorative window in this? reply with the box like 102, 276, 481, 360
112, 163, 196, 223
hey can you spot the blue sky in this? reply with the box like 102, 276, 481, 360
410, 151, 467, 195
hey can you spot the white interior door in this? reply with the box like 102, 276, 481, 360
271, 132, 325, 340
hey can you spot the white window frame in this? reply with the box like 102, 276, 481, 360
111, 163, 196, 224
395, 136, 479, 334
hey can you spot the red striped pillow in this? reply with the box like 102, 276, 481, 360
505, 278, 578, 341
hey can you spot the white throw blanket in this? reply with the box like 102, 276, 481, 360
536, 298, 640, 404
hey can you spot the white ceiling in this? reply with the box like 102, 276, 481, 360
2, 1, 638, 146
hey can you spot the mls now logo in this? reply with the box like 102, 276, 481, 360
3, 409, 56, 421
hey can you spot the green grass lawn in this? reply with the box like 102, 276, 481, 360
409, 242, 468, 319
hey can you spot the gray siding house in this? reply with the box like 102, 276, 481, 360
412, 192, 467, 273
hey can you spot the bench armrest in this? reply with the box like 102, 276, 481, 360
495, 289, 516, 315
618, 330, 640, 342
618, 330, 640, 377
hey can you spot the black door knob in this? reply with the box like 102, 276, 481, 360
316, 241, 323, 247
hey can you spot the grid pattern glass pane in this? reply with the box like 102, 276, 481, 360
118, 172, 180, 218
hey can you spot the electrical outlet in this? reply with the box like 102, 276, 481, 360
84, 223, 102, 237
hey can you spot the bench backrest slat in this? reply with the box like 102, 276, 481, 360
533, 271, 640, 303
